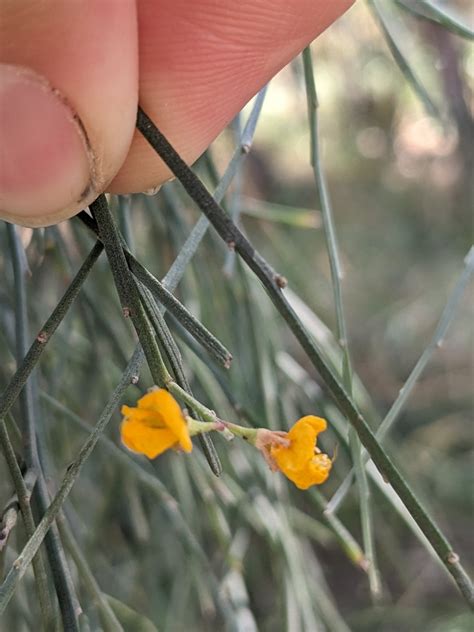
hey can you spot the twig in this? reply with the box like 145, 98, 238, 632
161, 86, 267, 289
130, 255, 232, 369
395, 0, 474, 39
327, 246, 474, 513
135, 109, 473, 606
6, 224, 81, 629
302, 46, 381, 600
56, 515, 124, 632
117, 195, 135, 251
309, 488, 368, 571
0, 466, 37, 554
89, 197, 174, 388
78, 213, 232, 369
0, 240, 103, 419
0, 507, 18, 552
223, 111, 244, 277
0, 468, 36, 555
367, 0, 441, 119
75, 92, 267, 473
89, 195, 221, 474
41, 392, 219, 568
137, 283, 222, 472
10, 382, 236, 626
168, 316, 261, 428
0, 422, 58, 630
0, 90, 268, 619
0, 347, 143, 615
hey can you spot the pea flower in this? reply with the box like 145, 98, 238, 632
260, 415, 332, 490
120, 388, 332, 492
121, 388, 192, 459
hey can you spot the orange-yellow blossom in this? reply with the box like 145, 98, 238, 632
121, 389, 192, 459
270, 416, 332, 490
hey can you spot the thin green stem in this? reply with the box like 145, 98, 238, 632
302, 49, 347, 352
223, 112, 244, 277
135, 109, 473, 606
90, 195, 221, 474
161, 86, 267, 289
0, 507, 18, 553
222, 421, 258, 443
348, 430, 381, 597
0, 240, 103, 419
367, 0, 441, 119
40, 392, 236, 626
309, 488, 368, 570
0, 421, 56, 628
133, 257, 232, 369
327, 247, 474, 513
186, 416, 257, 444
138, 285, 183, 381
89, 196, 173, 388
78, 103, 267, 470
167, 381, 218, 424
168, 317, 261, 427
0, 92, 266, 620
117, 194, 135, 251
6, 224, 37, 466
303, 46, 381, 599
395, 0, 474, 39
78, 211, 232, 369
137, 283, 223, 474
6, 224, 81, 630
186, 418, 221, 436
56, 515, 124, 632
0, 347, 143, 615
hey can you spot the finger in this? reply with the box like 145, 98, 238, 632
0, 0, 138, 227
109, 0, 354, 194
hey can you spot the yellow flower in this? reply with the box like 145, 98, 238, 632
121, 389, 192, 459
270, 416, 332, 490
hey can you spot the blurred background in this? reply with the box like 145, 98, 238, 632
1, 1, 473, 630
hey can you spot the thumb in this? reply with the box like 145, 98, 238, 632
0, 0, 138, 227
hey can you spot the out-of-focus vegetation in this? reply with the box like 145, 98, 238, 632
1, 1, 473, 631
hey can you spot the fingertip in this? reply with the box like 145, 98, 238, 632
0, 64, 96, 226
109, 0, 355, 194
0, 0, 138, 227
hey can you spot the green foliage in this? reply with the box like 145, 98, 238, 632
1, 2, 473, 630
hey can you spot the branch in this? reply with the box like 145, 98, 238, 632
135, 108, 473, 607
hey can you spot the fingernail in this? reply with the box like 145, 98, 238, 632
0, 64, 95, 226
143, 184, 162, 196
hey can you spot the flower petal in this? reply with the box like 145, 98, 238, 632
176, 429, 193, 453
271, 415, 326, 471
269, 415, 330, 489
121, 405, 166, 428
121, 389, 193, 457
298, 415, 327, 435
121, 418, 178, 458
137, 389, 181, 416
285, 454, 332, 490
144, 389, 192, 453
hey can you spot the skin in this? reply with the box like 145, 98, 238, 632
0, 0, 354, 226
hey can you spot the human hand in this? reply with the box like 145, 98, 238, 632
0, 0, 353, 227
